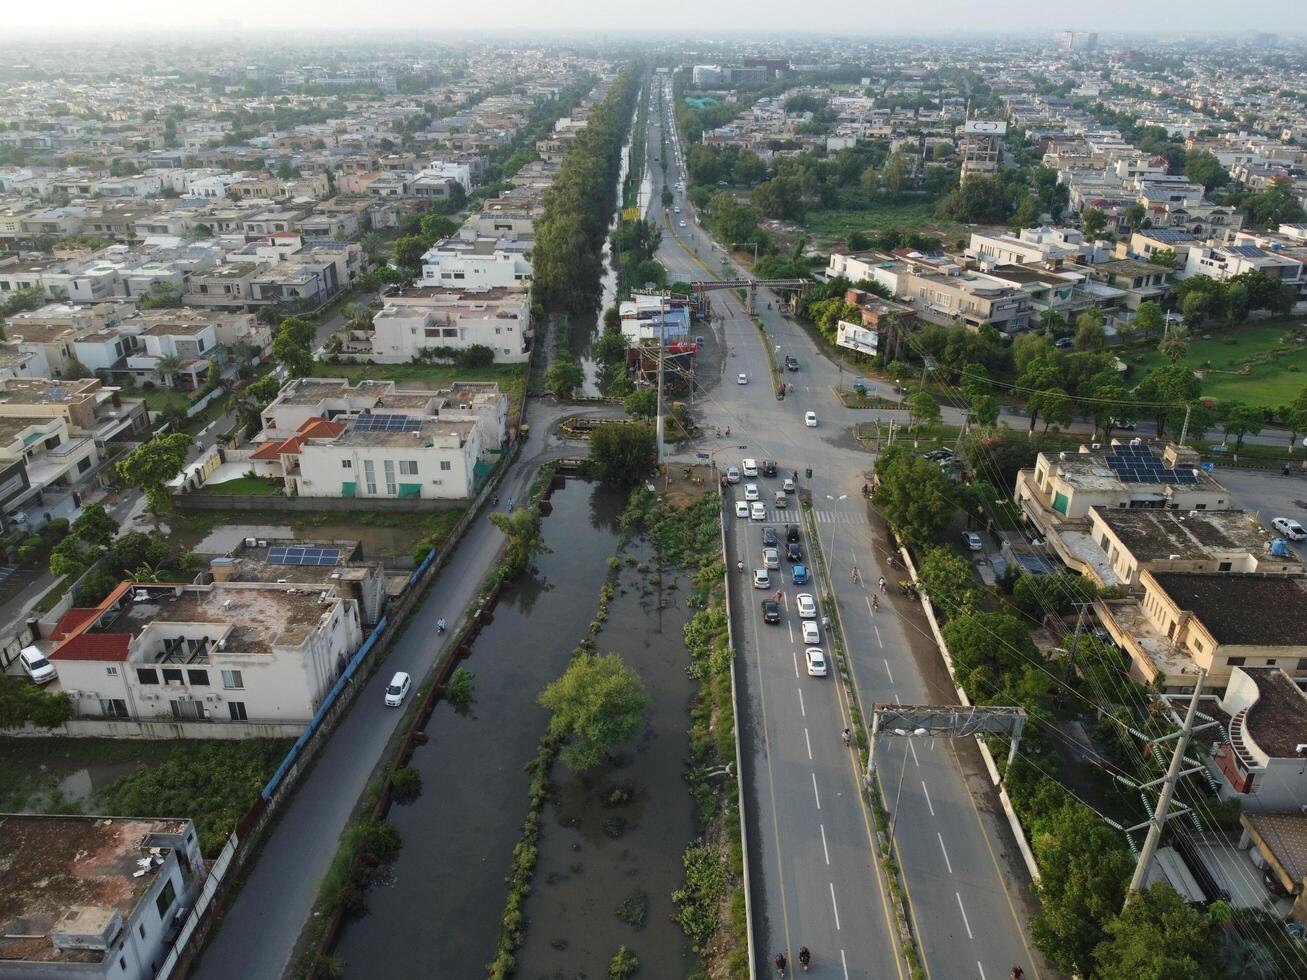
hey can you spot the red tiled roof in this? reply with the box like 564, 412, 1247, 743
250, 417, 344, 461
52, 607, 99, 640
249, 440, 288, 461
50, 632, 129, 662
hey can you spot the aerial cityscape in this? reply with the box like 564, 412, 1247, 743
3, 12, 1307, 980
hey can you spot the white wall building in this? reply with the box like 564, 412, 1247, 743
364, 287, 530, 363
419, 236, 532, 291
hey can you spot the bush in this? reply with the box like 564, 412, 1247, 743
390, 766, 422, 804
0, 674, 73, 729
609, 945, 640, 979
446, 666, 474, 709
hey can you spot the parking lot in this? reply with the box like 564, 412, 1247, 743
1213, 466, 1307, 558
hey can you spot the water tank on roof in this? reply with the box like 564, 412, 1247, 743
1272, 538, 1290, 557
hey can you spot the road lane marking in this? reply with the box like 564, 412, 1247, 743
894, 693, 902, 704
812, 772, 822, 809
883, 657, 894, 683
841, 949, 849, 979
922, 781, 935, 816
798, 687, 806, 717
820, 823, 830, 865
938, 833, 953, 873
792, 650, 799, 677
956, 892, 974, 939
829, 881, 841, 930
977, 962, 986, 980
804, 727, 812, 760
787, 619, 794, 643
909, 740, 919, 767
875, 624, 882, 647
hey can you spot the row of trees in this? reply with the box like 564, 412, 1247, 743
533, 66, 640, 314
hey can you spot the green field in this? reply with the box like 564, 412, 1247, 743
1124, 318, 1307, 409
192, 476, 284, 496
314, 361, 527, 419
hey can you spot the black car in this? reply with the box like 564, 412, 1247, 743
785, 355, 800, 371
762, 599, 781, 623
787, 543, 803, 563
762, 459, 778, 477
761, 527, 778, 547
786, 524, 801, 543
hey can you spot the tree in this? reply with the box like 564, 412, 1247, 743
1089, 381, 1135, 440
1220, 402, 1263, 449
1136, 364, 1201, 437
1081, 206, 1108, 241
872, 445, 954, 547
544, 354, 584, 399
1149, 248, 1177, 269
1123, 203, 1147, 231
940, 611, 1038, 691
883, 151, 913, 197
589, 422, 656, 486
393, 235, 428, 276
487, 505, 548, 579
1132, 300, 1165, 341
271, 326, 313, 379
1160, 335, 1190, 364
1183, 150, 1229, 192
1074, 311, 1106, 352
152, 354, 184, 388
594, 329, 626, 365
969, 393, 1000, 429
906, 389, 941, 429
49, 535, 90, 578
916, 547, 980, 620
70, 502, 117, 549
1093, 884, 1220, 980
1286, 386, 1307, 450
1029, 387, 1072, 431
623, 387, 657, 419
1030, 801, 1133, 977
117, 433, 192, 514
1019, 361, 1064, 432
539, 652, 648, 771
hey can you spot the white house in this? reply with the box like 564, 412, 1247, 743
0, 814, 205, 980
1181, 244, 1303, 287
1214, 667, 1307, 812
364, 287, 530, 363
419, 235, 532, 291
48, 579, 364, 725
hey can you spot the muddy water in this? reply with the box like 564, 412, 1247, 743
331, 480, 627, 978
515, 540, 699, 979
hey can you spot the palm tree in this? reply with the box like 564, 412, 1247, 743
153, 354, 184, 388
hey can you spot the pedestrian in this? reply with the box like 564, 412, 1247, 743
878, 576, 887, 592
774, 589, 782, 603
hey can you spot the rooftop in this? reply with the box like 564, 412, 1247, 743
0, 814, 190, 965
1149, 572, 1307, 647
1244, 812, 1307, 885
1241, 667, 1307, 759
1092, 507, 1284, 563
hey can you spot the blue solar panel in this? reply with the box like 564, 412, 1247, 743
1227, 244, 1267, 258
267, 546, 341, 566
352, 413, 419, 432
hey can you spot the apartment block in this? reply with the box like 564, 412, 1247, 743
362, 286, 530, 363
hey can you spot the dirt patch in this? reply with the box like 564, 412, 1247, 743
661, 463, 715, 507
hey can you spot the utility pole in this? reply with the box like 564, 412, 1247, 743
655, 295, 666, 467
1126, 669, 1206, 899
1178, 403, 1192, 447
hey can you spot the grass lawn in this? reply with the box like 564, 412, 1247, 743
192, 476, 285, 496
315, 361, 527, 421
1124, 318, 1307, 409
802, 197, 965, 244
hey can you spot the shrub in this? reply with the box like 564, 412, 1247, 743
609, 946, 640, 979
446, 666, 474, 709
390, 766, 422, 804
0, 674, 73, 729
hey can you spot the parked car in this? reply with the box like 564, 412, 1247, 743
744, 483, 759, 501
762, 547, 780, 569
742, 458, 759, 477
796, 593, 817, 618
1054, 336, 1073, 349
734, 500, 749, 518
805, 648, 828, 677
737, 373, 748, 385
762, 599, 781, 623
805, 411, 817, 427
1110, 417, 1136, 431
750, 502, 766, 521
792, 563, 809, 585
762, 526, 778, 547
762, 459, 778, 477
753, 568, 771, 589
385, 671, 412, 707
725, 467, 741, 484
18, 646, 56, 685
785, 355, 800, 371
787, 542, 803, 563
924, 448, 953, 461
786, 524, 801, 542
802, 620, 821, 645
1272, 517, 1307, 540
963, 531, 984, 551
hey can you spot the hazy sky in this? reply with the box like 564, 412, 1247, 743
1, 0, 1294, 36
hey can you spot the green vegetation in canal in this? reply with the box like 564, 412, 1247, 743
539, 652, 649, 772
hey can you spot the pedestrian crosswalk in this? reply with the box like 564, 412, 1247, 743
757, 509, 869, 525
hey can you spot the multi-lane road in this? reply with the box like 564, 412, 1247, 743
646, 79, 1046, 979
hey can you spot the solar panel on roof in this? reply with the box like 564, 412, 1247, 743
267, 546, 341, 566
353, 413, 420, 432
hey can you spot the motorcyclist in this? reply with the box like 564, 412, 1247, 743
436, 617, 446, 633
774, 952, 787, 976
798, 946, 810, 970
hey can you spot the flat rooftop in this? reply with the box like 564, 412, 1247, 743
0, 378, 102, 405
1093, 507, 1285, 563
1241, 667, 1307, 759
335, 416, 473, 448
0, 814, 189, 965
1150, 572, 1307, 647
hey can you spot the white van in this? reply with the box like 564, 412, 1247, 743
19, 646, 56, 685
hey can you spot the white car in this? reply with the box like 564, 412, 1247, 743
737, 373, 748, 385
750, 502, 766, 521
725, 467, 741, 484
782, 478, 796, 493
796, 593, 817, 619
805, 648, 828, 677
762, 547, 780, 569
802, 620, 821, 645
744, 483, 759, 501
753, 568, 770, 590
734, 500, 749, 518
384, 671, 412, 707
18, 646, 56, 685
679, 220, 687, 227
805, 411, 818, 427
963, 531, 983, 551
742, 458, 758, 477
1272, 517, 1307, 540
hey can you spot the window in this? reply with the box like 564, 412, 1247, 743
1217, 561, 1232, 572
384, 460, 397, 496
187, 669, 209, 686
228, 701, 248, 721
1227, 657, 1246, 667
1267, 659, 1277, 667
155, 878, 177, 919
106, 665, 118, 676
77, 457, 91, 474
162, 668, 183, 684
221, 670, 243, 690
363, 460, 376, 495
341, 459, 351, 469
440, 460, 451, 471
1298, 659, 1307, 672
137, 668, 159, 685
100, 699, 128, 719
139, 923, 146, 940
399, 460, 418, 476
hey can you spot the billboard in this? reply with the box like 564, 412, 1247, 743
836, 319, 878, 356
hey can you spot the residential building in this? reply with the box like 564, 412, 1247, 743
1240, 811, 1307, 921
1084, 259, 1173, 310
1181, 244, 1303, 289
48, 579, 364, 724
1096, 571, 1307, 691
363, 287, 530, 363
419, 235, 532, 291
1214, 667, 1307, 812
842, 288, 917, 362
1125, 228, 1198, 265
0, 377, 147, 442
0, 814, 204, 980
618, 293, 692, 344
967, 226, 1095, 267
898, 264, 1032, 333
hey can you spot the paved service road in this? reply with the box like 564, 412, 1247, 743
647, 82, 1045, 979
